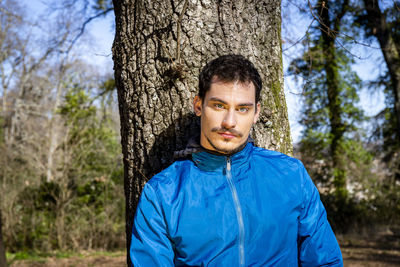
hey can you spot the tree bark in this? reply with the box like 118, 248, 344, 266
112, 0, 291, 263
0, 209, 7, 267
363, 0, 400, 142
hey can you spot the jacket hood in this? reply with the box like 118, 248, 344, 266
173, 134, 204, 159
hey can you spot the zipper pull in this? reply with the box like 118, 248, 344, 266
226, 157, 231, 171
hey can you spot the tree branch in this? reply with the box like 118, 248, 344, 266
66, 7, 114, 54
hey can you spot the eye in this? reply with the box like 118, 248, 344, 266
238, 107, 249, 113
214, 103, 224, 109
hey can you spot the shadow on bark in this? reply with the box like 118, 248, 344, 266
146, 112, 200, 177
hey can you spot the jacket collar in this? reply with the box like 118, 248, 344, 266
192, 141, 253, 172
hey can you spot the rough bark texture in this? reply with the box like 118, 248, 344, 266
112, 0, 291, 263
363, 0, 400, 143
0, 210, 6, 267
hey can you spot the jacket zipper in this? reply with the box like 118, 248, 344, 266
226, 157, 245, 267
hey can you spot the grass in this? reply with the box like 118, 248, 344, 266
6, 250, 125, 265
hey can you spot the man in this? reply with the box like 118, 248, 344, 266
130, 55, 343, 266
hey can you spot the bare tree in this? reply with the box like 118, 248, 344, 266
112, 0, 291, 262
0, 0, 120, 252
363, 0, 400, 143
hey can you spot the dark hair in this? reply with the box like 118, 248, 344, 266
198, 54, 262, 103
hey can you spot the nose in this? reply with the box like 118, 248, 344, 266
222, 109, 237, 129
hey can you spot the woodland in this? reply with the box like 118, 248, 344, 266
0, 0, 399, 266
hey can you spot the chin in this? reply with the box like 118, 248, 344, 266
213, 140, 245, 154
203, 133, 247, 155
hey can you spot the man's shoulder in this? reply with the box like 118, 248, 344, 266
250, 146, 308, 185
251, 145, 302, 167
146, 159, 193, 188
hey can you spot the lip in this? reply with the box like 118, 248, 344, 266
218, 132, 236, 139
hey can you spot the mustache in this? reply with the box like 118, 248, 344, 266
211, 127, 243, 137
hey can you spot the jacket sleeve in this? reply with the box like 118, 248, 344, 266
130, 182, 174, 267
298, 162, 343, 266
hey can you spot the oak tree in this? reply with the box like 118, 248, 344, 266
112, 0, 291, 262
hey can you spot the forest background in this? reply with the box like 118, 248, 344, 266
0, 0, 399, 266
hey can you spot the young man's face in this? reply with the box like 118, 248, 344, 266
193, 79, 260, 154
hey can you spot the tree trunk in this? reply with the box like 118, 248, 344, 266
363, 0, 400, 142
318, 0, 349, 202
112, 0, 291, 263
46, 66, 66, 182
0, 209, 7, 267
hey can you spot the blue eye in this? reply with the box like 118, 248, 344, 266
238, 107, 249, 113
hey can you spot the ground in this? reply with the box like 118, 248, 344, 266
338, 229, 400, 267
8, 231, 400, 266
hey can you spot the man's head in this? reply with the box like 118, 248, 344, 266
193, 54, 262, 155
198, 54, 262, 103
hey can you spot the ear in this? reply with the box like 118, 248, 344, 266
193, 95, 203, 116
253, 102, 261, 124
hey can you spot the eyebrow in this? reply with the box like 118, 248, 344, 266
208, 97, 254, 107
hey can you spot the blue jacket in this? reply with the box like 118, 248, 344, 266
131, 143, 343, 266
